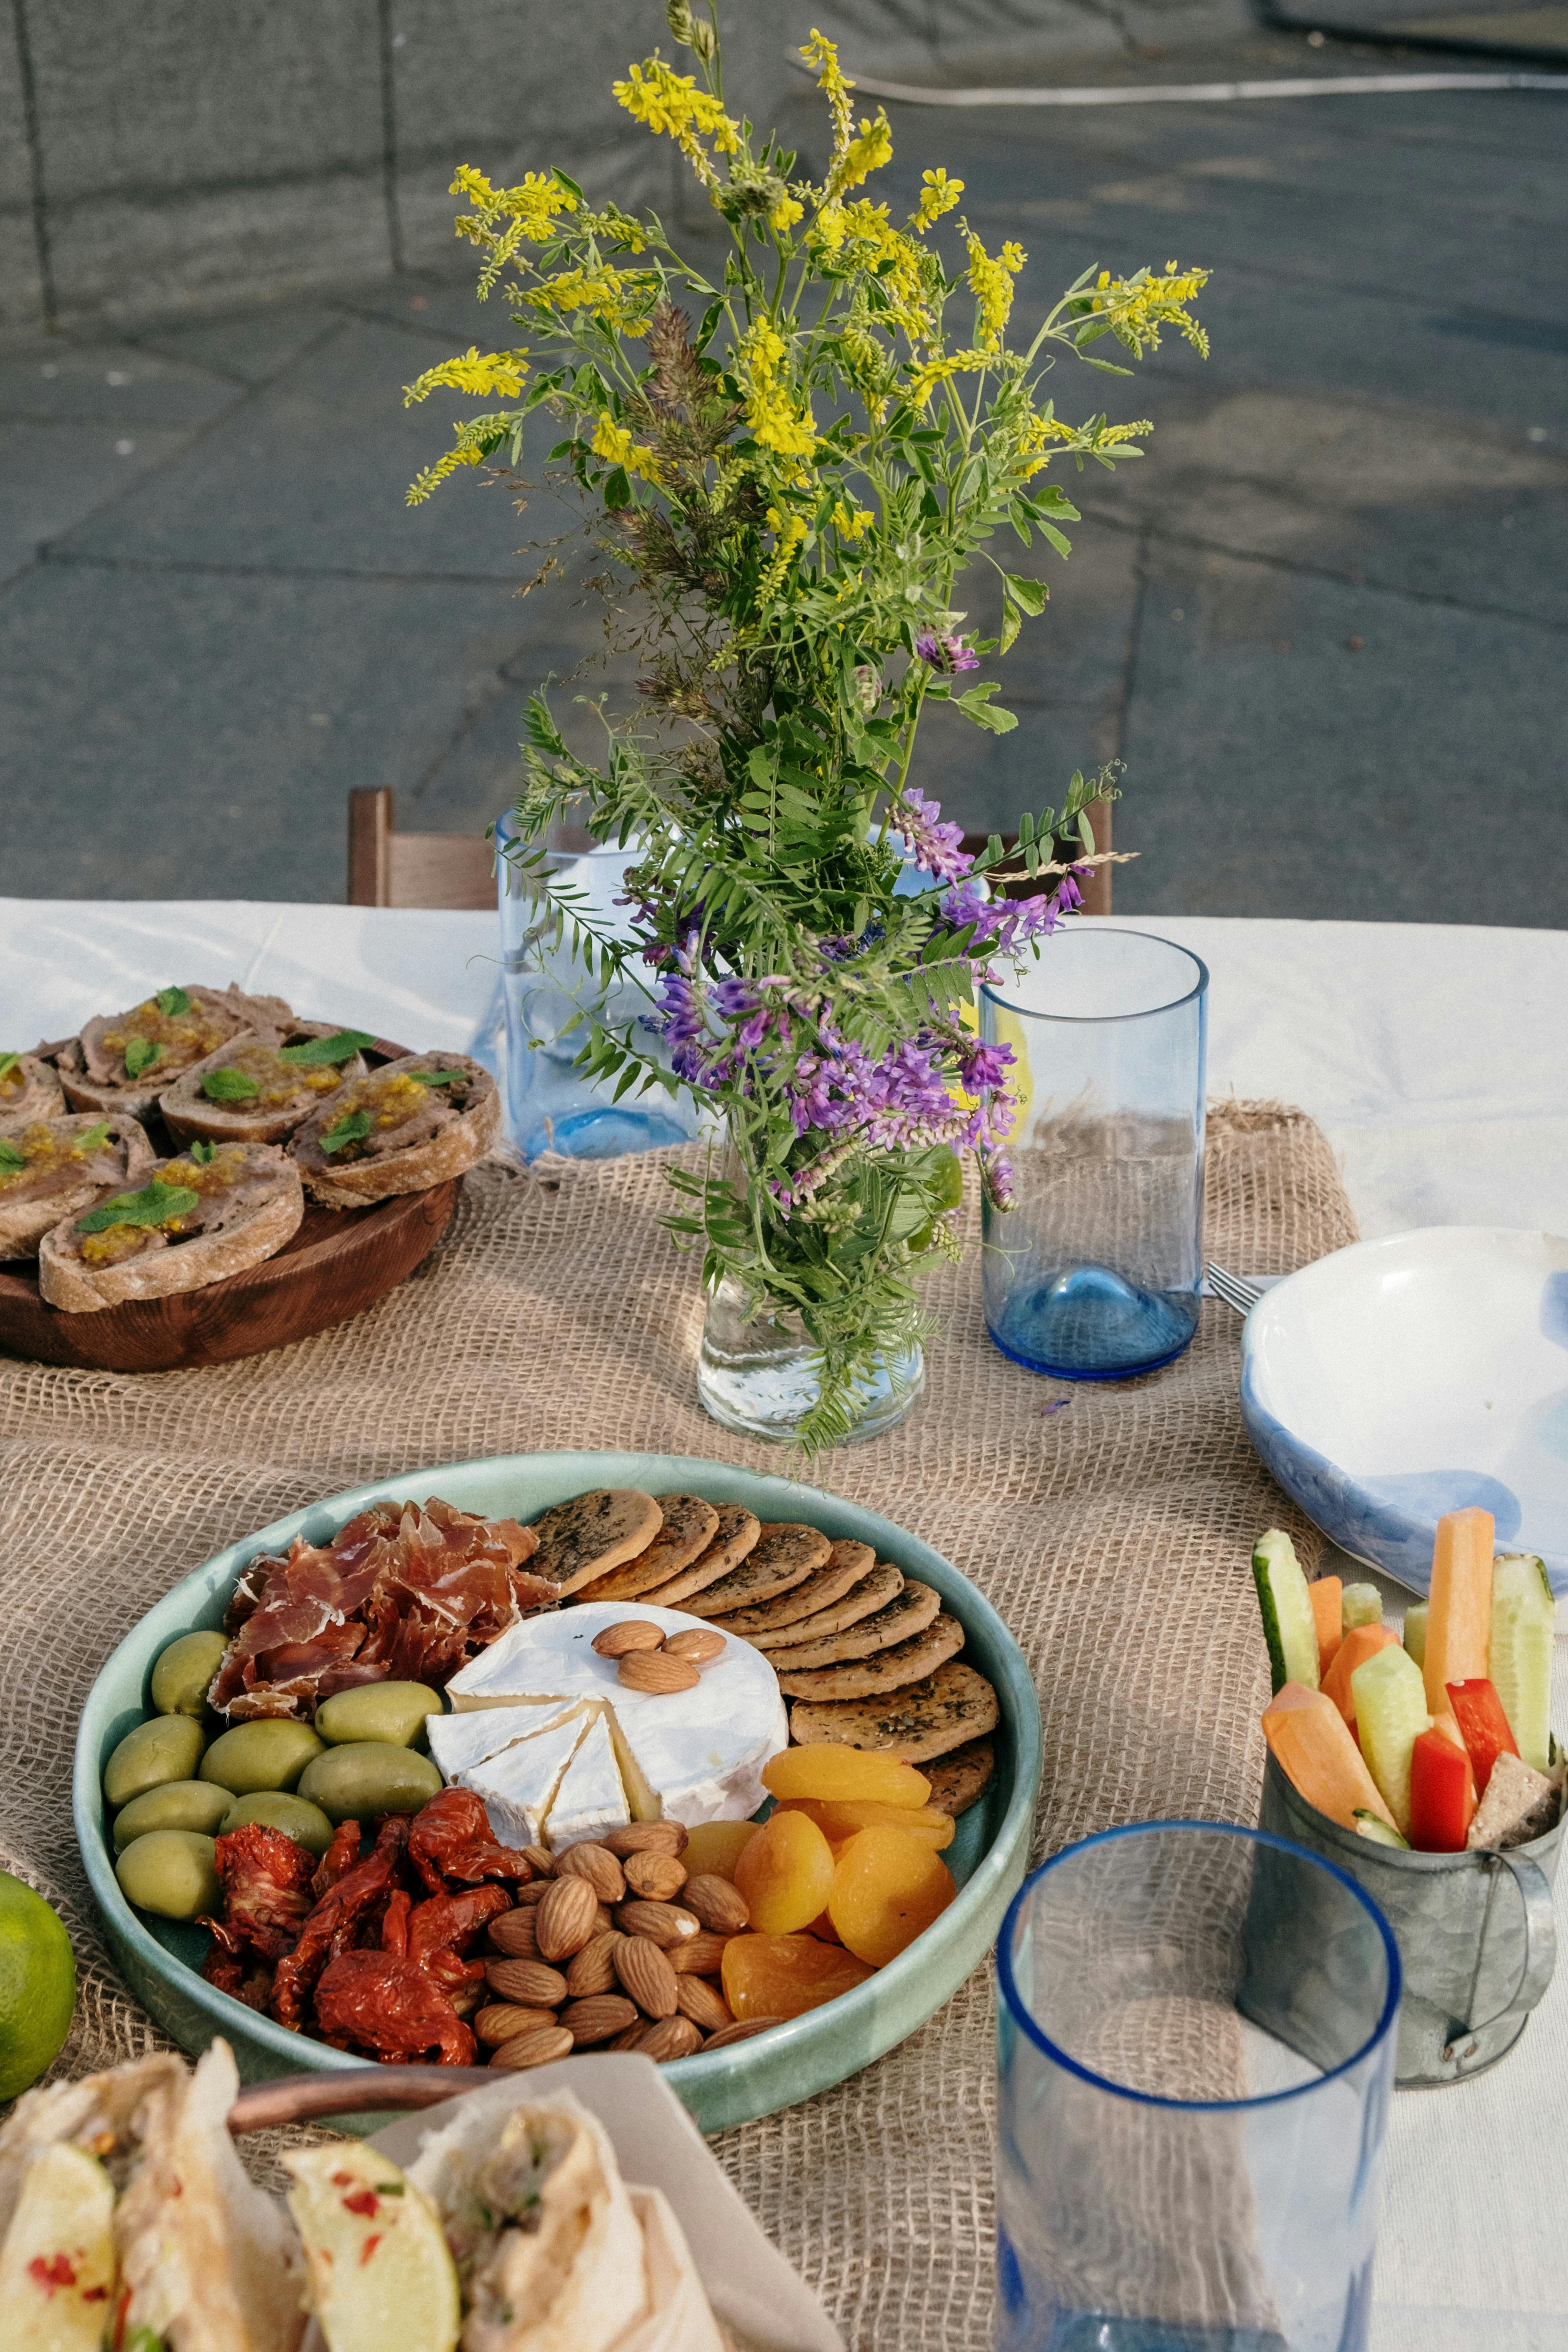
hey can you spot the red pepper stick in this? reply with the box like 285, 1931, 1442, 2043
1445, 1678, 1519, 1799
1408, 1725, 1477, 1851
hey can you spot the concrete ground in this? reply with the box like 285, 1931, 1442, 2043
1, 25, 1564, 922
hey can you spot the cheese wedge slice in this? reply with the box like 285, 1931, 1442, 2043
456, 1710, 591, 1849
545, 1713, 630, 1851
425, 1698, 586, 1783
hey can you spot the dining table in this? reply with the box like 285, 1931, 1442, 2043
4, 893, 1566, 2352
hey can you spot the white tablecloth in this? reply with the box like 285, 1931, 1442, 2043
4, 898, 1568, 2348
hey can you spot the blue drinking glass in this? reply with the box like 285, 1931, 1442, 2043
995, 1822, 1400, 2352
981, 927, 1208, 1379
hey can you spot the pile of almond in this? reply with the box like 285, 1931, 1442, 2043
592, 1616, 728, 1695
473, 1821, 781, 2069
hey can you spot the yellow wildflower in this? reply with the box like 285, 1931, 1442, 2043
401, 346, 529, 408
802, 29, 854, 160
739, 321, 817, 458
757, 507, 809, 601
770, 192, 805, 235
613, 56, 740, 188
831, 500, 873, 539
1016, 410, 1152, 476
591, 411, 663, 482
905, 349, 987, 407
834, 111, 893, 196
449, 166, 575, 245
966, 233, 1025, 352
911, 168, 964, 230
524, 264, 654, 335
807, 200, 932, 347
1088, 261, 1210, 357
406, 445, 485, 505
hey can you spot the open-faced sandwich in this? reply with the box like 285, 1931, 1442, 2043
0, 1050, 65, 1126
54, 983, 296, 1122
289, 1054, 501, 1208
37, 1140, 304, 1312
0, 1113, 156, 1259
160, 1024, 374, 1147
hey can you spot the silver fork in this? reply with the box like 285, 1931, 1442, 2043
1205, 1261, 1263, 1316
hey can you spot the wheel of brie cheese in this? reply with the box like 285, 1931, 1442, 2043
432, 1601, 788, 1849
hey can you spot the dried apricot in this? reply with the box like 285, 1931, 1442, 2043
681, 1820, 761, 1881
803, 1907, 843, 1944
774, 1797, 955, 1850
828, 1827, 956, 1968
721, 1931, 875, 2020
762, 1744, 930, 1808
732, 1808, 835, 1935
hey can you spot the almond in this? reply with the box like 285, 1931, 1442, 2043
623, 1851, 688, 1903
661, 1628, 726, 1664
565, 1931, 624, 1999
520, 1846, 556, 1879
490, 2025, 575, 2070
474, 2001, 559, 2046
554, 1842, 626, 1904
484, 1957, 568, 2008
561, 1994, 640, 2045
593, 1902, 617, 1937
617, 1899, 701, 1949
488, 1908, 540, 1960
608, 2021, 649, 2050
535, 1875, 600, 1962
682, 1874, 750, 1935
614, 1935, 679, 2018
602, 1820, 688, 1859
674, 1975, 733, 2033
512, 1880, 553, 1907
703, 2016, 788, 2050
636, 2014, 702, 2062
593, 1619, 667, 1657
670, 1929, 731, 1976
617, 1650, 702, 1695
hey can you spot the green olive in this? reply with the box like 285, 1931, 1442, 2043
114, 1830, 221, 1922
199, 1719, 325, 1797
220, 1791, 337, 1857
149, 1629, 228, 1719
111, 1780, 231, 1852
103, 1715, 207, 1812
313, 1682, 442, 1750
297, 1742, 443, 1825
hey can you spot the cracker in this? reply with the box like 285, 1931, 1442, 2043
697, 1522, 831, 1615
743, 1560, 903, 1652
788, 1660, 1000, 1762
530, 1489, 663, 1593
922, 1736, 995, 1818
776, 1609, 965, 1701
705, 1538, 875, 1637
637, 1504, 761, 1606
576, 1494, 721, 1601
763, 1580, 940, 1670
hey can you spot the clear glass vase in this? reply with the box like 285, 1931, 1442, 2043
696, 1275, 924, 1445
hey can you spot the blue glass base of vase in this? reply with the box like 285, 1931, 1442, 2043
518, 1105, 691, 1161
986, 1263, 1200, 1381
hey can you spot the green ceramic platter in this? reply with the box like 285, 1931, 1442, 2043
75, 1450, 1042, 2134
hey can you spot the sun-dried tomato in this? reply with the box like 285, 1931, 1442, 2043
312, 1819, 363, 1900
209, 1823, 316, 1959
271, 1816, 409, 2029
406, 1787, 532, 1894
312, 1950, 476, 2066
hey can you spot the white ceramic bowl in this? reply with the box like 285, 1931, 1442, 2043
1239, 1228, 1568, 1594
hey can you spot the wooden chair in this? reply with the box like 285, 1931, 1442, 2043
347, 788, 496, 910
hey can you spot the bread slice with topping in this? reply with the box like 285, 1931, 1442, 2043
160, 1022, 373, 1146
0, 1052, 65, 1126
37, 1140, 303, 1310
0, 1114, 156, 1258
288, 1052, 501, 1207
56, 984, 296, 1120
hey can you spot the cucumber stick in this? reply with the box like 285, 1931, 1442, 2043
1354, 1809, 1411, 1849
1402, 1601, 1429, 1669
1252, 1529, 1319, 1693
1490, 1553, 1555, 1773
1341, 1584, 1383, 1632
1351, 1643, 1429, 1836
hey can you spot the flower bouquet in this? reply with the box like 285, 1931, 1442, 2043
407, 4, 1207, 1449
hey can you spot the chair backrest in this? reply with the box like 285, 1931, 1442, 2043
347, 788, 496, 910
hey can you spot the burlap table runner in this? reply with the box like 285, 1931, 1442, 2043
0, 1099, 1355, 2350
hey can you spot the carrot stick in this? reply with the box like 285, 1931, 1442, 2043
1321, 1621, 1398, 1726
1310, 1577, 1343, 1680
1422, 1507, 1493, 1719
1263, 1683, 1399, 1832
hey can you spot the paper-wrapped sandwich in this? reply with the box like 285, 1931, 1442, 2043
37, 1141, 304, 1312
0, 1051, 65, 1126
0, 1114, 156, 1259
54, 985, 297, 1122
289, 1055, 501, 1209
0, 2040, 305, 2352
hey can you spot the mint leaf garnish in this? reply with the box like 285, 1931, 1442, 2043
278, 1029, 375, 1066
190, 1140, 217, 1165
155, 986, 192, 1016
409, 1069, 466, 1087
124, 1038, 163, 1081
77, 1180, 199, 1235
72, 1121, 112, 1153
0, 1138, 26, 1173
318, 1108, 372, 1156
201, 1066, 260, 1101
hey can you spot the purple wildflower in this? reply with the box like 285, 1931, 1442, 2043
958, 1040, 1014, 1096
898, 788, 973, 887
914, 630, 980, 675
979, 1149, 1016, 1211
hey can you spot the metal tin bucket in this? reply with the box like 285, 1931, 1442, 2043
1259, 1751, 1562, 2086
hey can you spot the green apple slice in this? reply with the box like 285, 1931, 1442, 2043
1, 2142, 118, 2351
285, 2144, 460, 2352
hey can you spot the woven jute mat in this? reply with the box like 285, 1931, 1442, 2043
0, 1100, 1355, 2350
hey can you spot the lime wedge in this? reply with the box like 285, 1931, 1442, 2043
1, 2142, 117, 2350
284, 2143, 460, 2352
